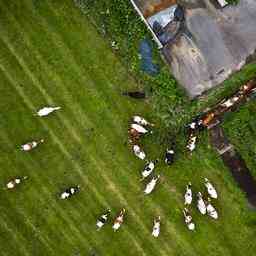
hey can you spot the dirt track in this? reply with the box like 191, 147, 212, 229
209, 125, 256, 207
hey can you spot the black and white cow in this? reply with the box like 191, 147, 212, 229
96, 209, 111, 230
60, 186, 80, 199
165, 149, 175, 165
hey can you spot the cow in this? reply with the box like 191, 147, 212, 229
152, 216, 161, 237
204, 178, 218, 199
186, 136, 197, 152
183, 208, 195, 231
133, 145, 146, 160
96, 209, 111, 230
132, 116, 154, 127
21, 139, 44, 151
131, 123, 150, 134
60, 186, 80, 199
197, 192, 207, 215
165, 149, 175, 165
141, 160, 158, 180
6, 176, 28, 189
112, 208, 126, 231
36, 106, 61, 117
184, 182, 192, 205
144, 175, 160, 195
206, 198, 218, 219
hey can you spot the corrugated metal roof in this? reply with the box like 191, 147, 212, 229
133, 0, 177, 17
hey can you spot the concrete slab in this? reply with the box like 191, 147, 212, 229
162, 0, 256, 98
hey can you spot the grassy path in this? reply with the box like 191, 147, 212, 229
0, 1, 255, 255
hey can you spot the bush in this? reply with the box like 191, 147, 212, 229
227, 0, 239, 5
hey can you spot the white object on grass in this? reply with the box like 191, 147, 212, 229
37, 106, 61, 117
197, 192, 207, 215
144, 175, 160, 195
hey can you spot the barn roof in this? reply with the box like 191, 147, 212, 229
131, 0, 256, 98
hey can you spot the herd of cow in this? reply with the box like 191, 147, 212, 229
6, 107, 218, 237
183, 178, 219, 231
4, 106, 131, 233
186, 80, 256, 153
5, 106, 220, 238
128, 115, 219, 234
6, 104, 216, 237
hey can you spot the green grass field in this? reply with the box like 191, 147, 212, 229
0, 1, 256, 256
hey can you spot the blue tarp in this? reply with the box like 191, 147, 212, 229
139, 39, 159, 76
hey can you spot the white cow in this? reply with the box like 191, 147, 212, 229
183, 208, 195, 231
204, 178, 218, 199
6, 176, 28, 189
197, 192, 207, 215
36, 106, 61, 117
133, 145, 146, 160
184, 182, 192, 205
221, 99, 233, 108
131, 123, 149, 134
144, 175, 160, 195
132, 116, 153, 126
206, 199, 218, 219
21, 139, 44, 151
141, 160, 158, 180
189, 122, 196, 130
221, 96, 239, 108
152, 216, 161, 237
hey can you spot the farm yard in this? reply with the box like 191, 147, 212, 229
0, 1, 256, 256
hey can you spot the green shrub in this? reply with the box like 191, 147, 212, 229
227, 0, 239, 5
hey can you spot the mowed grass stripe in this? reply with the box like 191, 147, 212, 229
0, 129, 89, 253
0, 68, 97, 253
0, 3, 171, 254
0, 13, 174, 256
0, 31, 164, 256
3, 197, 56, 255
0, 60, 148, 256
0, 5, 133, 147
24, 0, 189, 246
0, 2, 213, 256
0, 214, 31, 256
0, 2, 182, 256
0, 101, 115, 256
0, 171, 57, 256
0, 60, 124, 255
24, 0, 142, 136
1, 1, 255, 256
44, 0, 142, 118
0, 39, 153, 256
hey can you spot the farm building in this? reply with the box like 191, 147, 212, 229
130, 0, 256, 98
